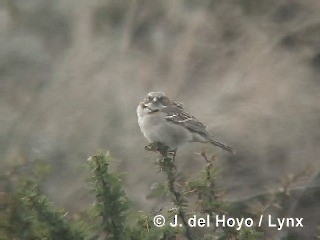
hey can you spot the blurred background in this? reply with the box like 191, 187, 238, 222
1, 0, 320, 235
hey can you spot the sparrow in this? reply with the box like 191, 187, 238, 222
137, 92, 236, 154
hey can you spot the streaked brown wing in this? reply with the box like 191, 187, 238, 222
171, 100, 184, 109
162, 106, 208, 135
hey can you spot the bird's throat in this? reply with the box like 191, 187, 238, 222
143, 104, 159, 113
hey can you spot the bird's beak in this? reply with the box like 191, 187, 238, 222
140, 102, 146, 108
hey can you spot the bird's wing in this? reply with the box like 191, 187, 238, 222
161, 105, 236, 154
171, 100, 184, 109
161, 106, 208, 135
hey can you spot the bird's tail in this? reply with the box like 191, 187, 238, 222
208, 137, 236, 155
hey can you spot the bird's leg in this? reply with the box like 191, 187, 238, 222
168, 148, 178, 162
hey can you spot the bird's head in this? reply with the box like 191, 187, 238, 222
141, 92, 169, 112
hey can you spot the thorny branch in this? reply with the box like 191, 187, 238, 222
145, 143, 194, 240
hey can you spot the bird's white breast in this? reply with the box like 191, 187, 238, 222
137, 105, 192, 149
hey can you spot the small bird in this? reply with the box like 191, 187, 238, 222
137, 92, 236, 154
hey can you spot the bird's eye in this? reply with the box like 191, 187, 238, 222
145, 96, 152, 102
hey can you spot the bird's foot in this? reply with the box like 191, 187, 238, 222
145, 142, 161, 152
145, 142, 170, 156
